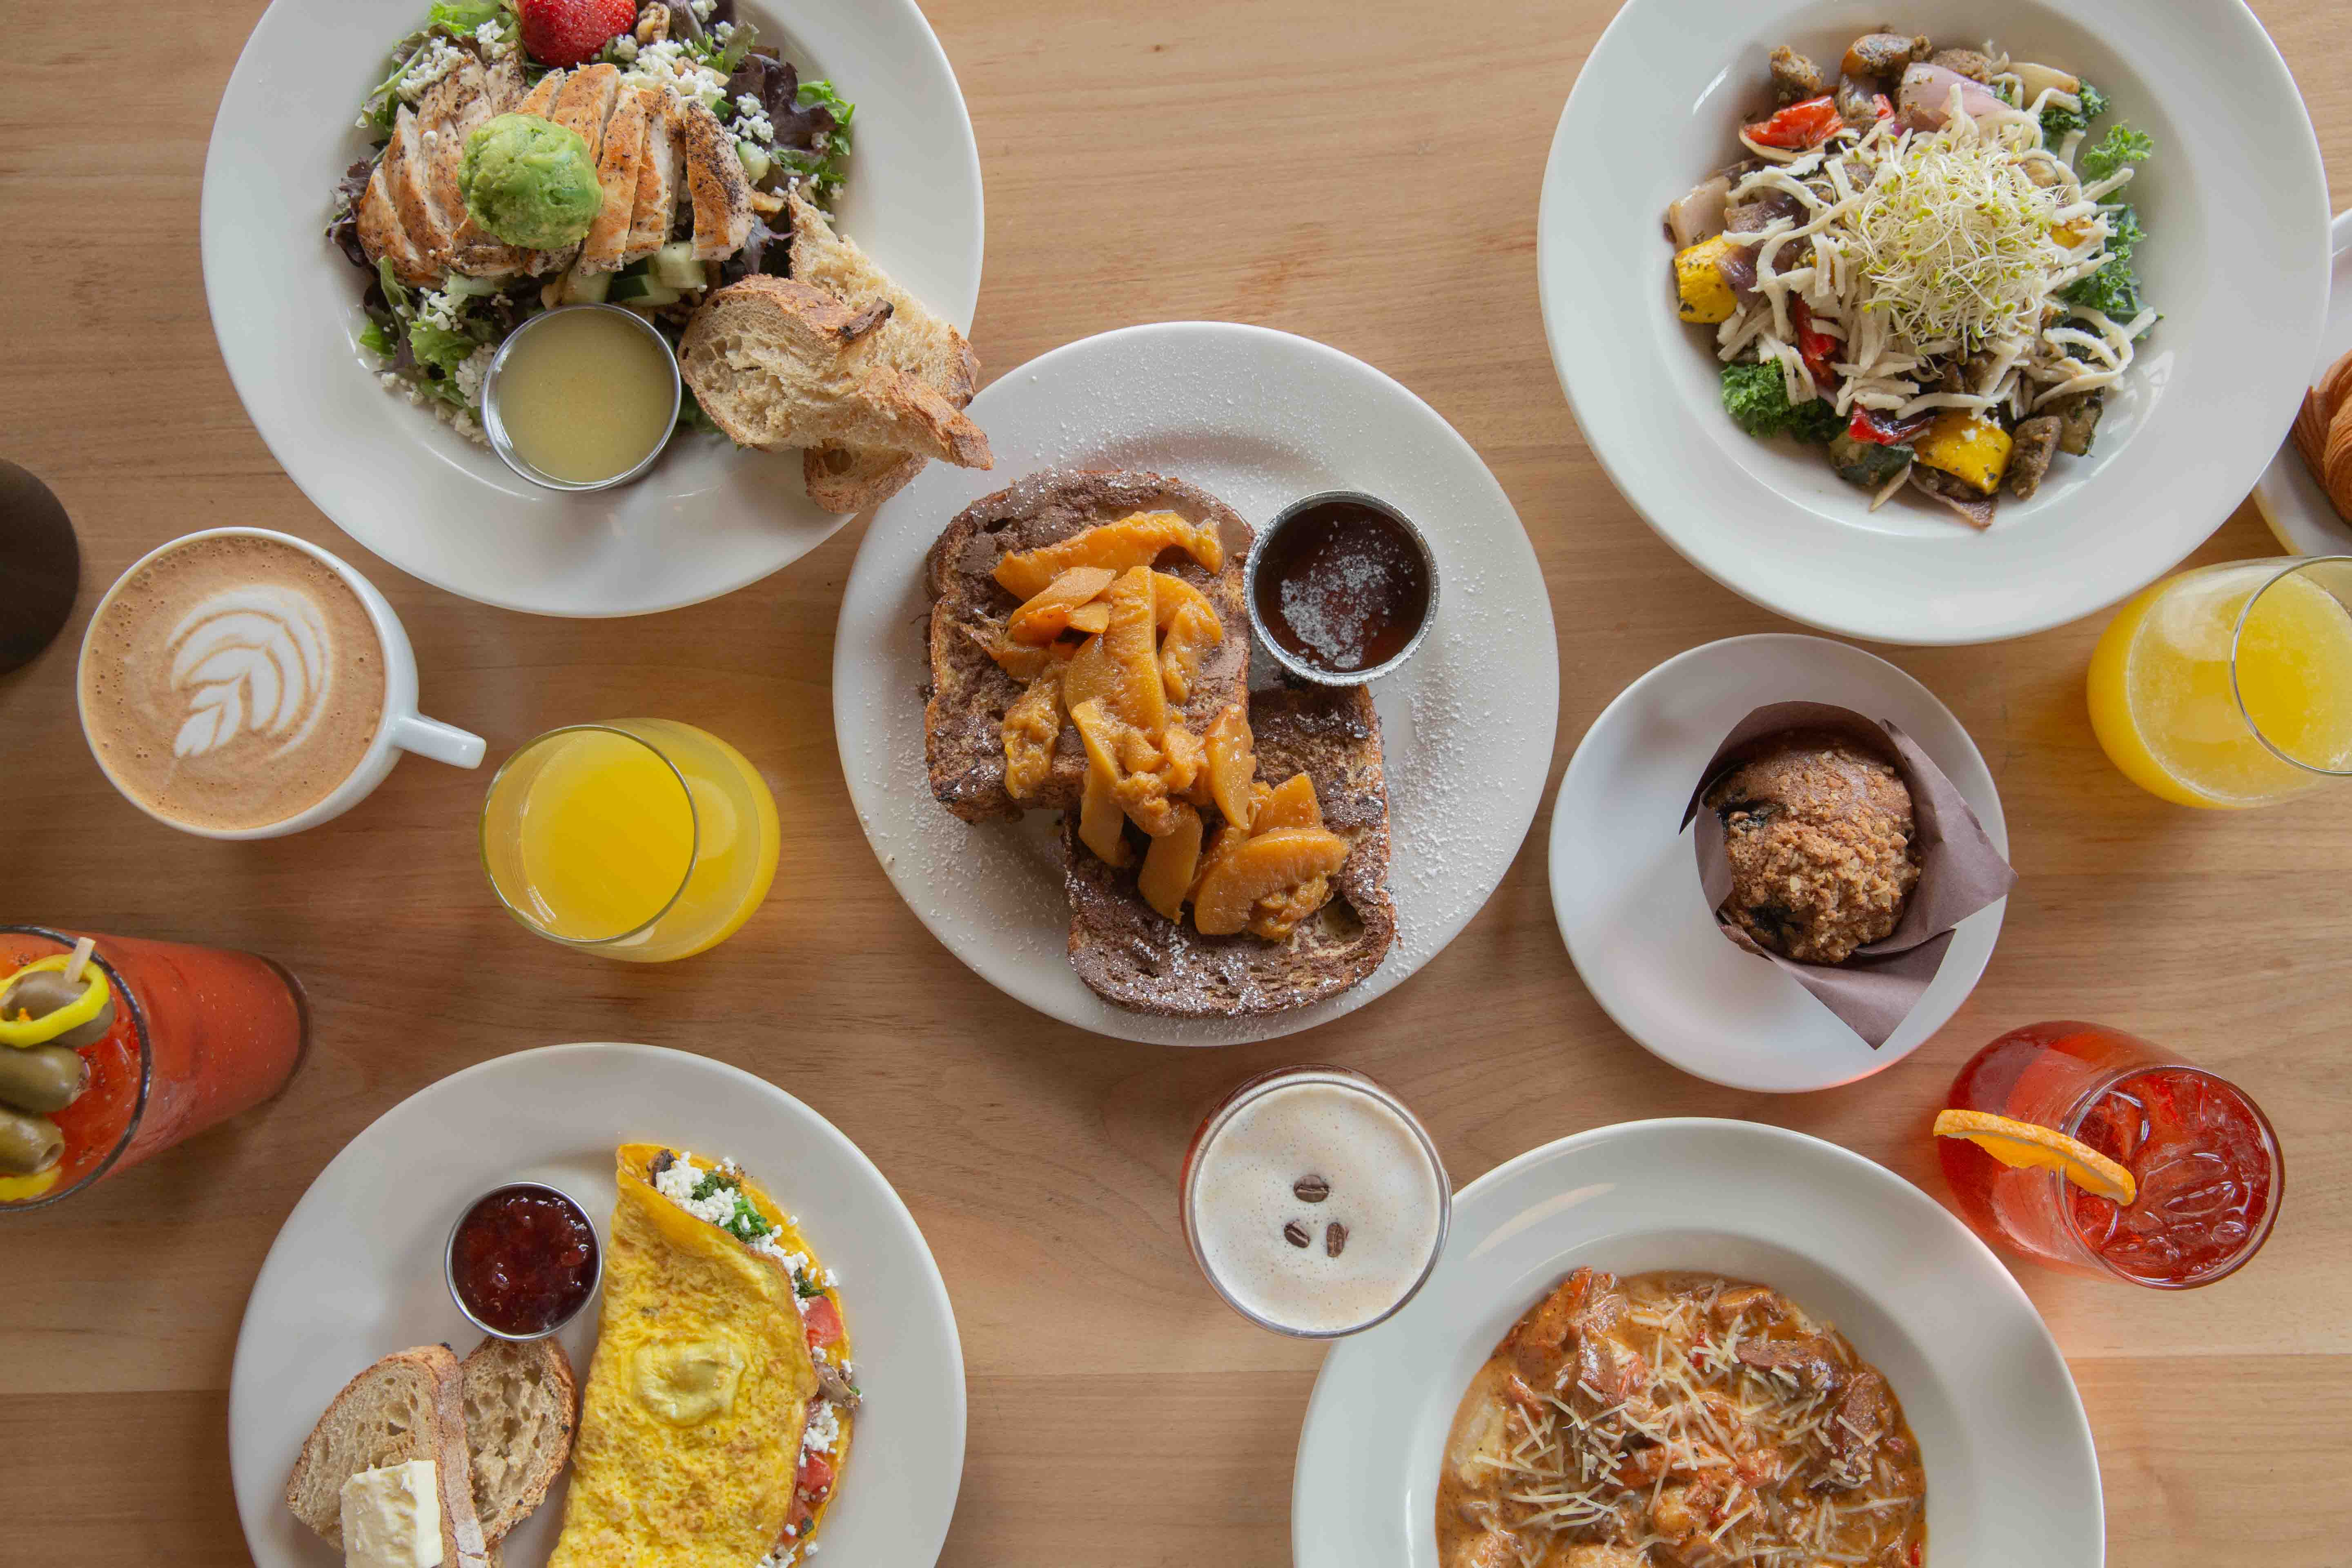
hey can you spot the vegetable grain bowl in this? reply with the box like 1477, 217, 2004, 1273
1667, 27, 2157, 529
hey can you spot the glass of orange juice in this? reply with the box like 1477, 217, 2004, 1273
481, 720, 779, 962
2087, 556, 2352, 808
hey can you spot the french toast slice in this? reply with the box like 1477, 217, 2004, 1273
924, 468, 1252, 822
1062, 683, 1396, 1018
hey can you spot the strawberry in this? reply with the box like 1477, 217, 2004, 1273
516, 0, 639, 69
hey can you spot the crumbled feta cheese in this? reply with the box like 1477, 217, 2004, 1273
416, 287, 464, 332
453, 344, 497, 406
606, 33, 639, 62
710, 19, 735, 41
690, 0, 716, 17
801, 1400, 841, 1456
374, 371, 489, 445
474, 18, 512, 61
624, 38, 728, 105
733, 93, 775, 143
398, 36, 467, 102
652, 1154, 740, 1227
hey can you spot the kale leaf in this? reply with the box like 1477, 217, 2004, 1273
2079, 123, 2154, 182
1721, 360, 1842, 444
2038, 80, 2108, 142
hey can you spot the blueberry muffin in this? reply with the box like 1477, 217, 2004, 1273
1703, 731, 1919, 964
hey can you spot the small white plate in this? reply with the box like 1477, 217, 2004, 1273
201, 0, 983, 617
1293, 1118, 2102, 1568
832, 322, 1559, 1045
227, 1043, 964, 1568
2253, 209, 2352, 555
1550, 635, 2007, 1091
1539, 0, 2330, 644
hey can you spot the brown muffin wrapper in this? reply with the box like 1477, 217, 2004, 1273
1679, 701, 2018, 1049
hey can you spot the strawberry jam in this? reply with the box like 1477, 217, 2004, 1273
450, 1184, 599, 1336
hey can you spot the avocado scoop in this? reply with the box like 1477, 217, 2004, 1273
0, 960, 115, 1051
460, 112, 602, 250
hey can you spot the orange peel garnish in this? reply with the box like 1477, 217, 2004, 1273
1933, 1109, 2137, 1205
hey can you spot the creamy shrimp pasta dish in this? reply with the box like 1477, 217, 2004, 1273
1666, 31, 2158, 527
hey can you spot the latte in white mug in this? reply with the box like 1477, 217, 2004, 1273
80, 534, 388, 832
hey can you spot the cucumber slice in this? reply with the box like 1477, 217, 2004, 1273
652, 241, 706, 291
736, 140, 772, 183
607, 270, 653, 301
441, 272, 503, 298
561, 267, 611, 305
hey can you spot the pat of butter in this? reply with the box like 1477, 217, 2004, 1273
340, 1460, 443, 1568
633, 1336, 746, 1425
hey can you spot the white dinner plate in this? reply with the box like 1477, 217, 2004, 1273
2254, 209, 2352, 555
1294, 1118, 2102, 1568
201, 0, 983, 616
1539, 0, 2329, 644
227, 1042, 964, 1568
832, 322, 1560, 1045
1550, 635, 2007, 1091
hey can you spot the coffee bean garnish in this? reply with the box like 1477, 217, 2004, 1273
1283, 1221, 1311, 1249
1293, 1175, 1330, 1203
1325, 1222, 1348, 1257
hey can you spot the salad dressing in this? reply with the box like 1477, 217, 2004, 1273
492, 308, 676, 484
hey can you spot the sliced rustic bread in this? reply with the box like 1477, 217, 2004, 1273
1062, 683, 1396, 1017
923, 468, 1252, 822
459, 1335, 577, 1545
785, 190, 983, 514
679, 275, 993, 464
283, 1343, 490, 1568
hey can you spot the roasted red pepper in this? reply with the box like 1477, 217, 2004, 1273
1846, 407, 1933, 445
1789, 299, 1840, 391
1743, 96, 1843, 149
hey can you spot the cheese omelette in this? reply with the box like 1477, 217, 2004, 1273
548, 1144, 821, 1568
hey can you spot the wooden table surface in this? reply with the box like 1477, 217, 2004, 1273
5, 0, 2346, 1562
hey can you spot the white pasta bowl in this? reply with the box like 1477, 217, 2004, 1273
1539, 0, 2328, 644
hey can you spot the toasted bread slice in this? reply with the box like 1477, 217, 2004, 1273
924, 469, 1252, 823
358, 155, 437, 286
578, 82, 652, 272
626, 91, 685, 261
1062, 684, 1396, 1017
784, 191, 982, 514
459, 1336, 577, 1545
284, 1344, 491, 1568
676, 97, 754, 259
679, 276, 994, 463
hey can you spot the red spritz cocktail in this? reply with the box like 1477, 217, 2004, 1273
1939, 1021, 2281, 1288
0, 927, 307, 1212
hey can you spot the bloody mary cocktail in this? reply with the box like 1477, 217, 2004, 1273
0, 927, 307, 1211
1939, 1021, 2281, 1288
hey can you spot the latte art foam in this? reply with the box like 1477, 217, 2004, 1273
167, 586, 337, 760
81, 536, 386, 831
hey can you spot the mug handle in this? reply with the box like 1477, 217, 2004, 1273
390, 713, 487, 769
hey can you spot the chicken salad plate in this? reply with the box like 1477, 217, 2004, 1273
832, 322, 1559, 1046
1292, 1118, 2101, 1568
227, 1042, 965, 1568
1540, 0, 2328, 644
203, 0, 984, 616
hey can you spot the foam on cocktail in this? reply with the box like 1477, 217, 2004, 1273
1187, 1078, 1445, 1336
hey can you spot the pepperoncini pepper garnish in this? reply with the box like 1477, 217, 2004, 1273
0, 956, 116, 1050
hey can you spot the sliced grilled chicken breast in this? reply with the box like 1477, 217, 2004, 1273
385, 108, 454, 272
676, 98, 753, 260
579, 84, 652, 272
357, 157, 436, 285
540, 65, 624, 276
414, 57, 498, 275
625, 93, 684, 263
512, 69, 571, 274
447, 53, 529, 277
